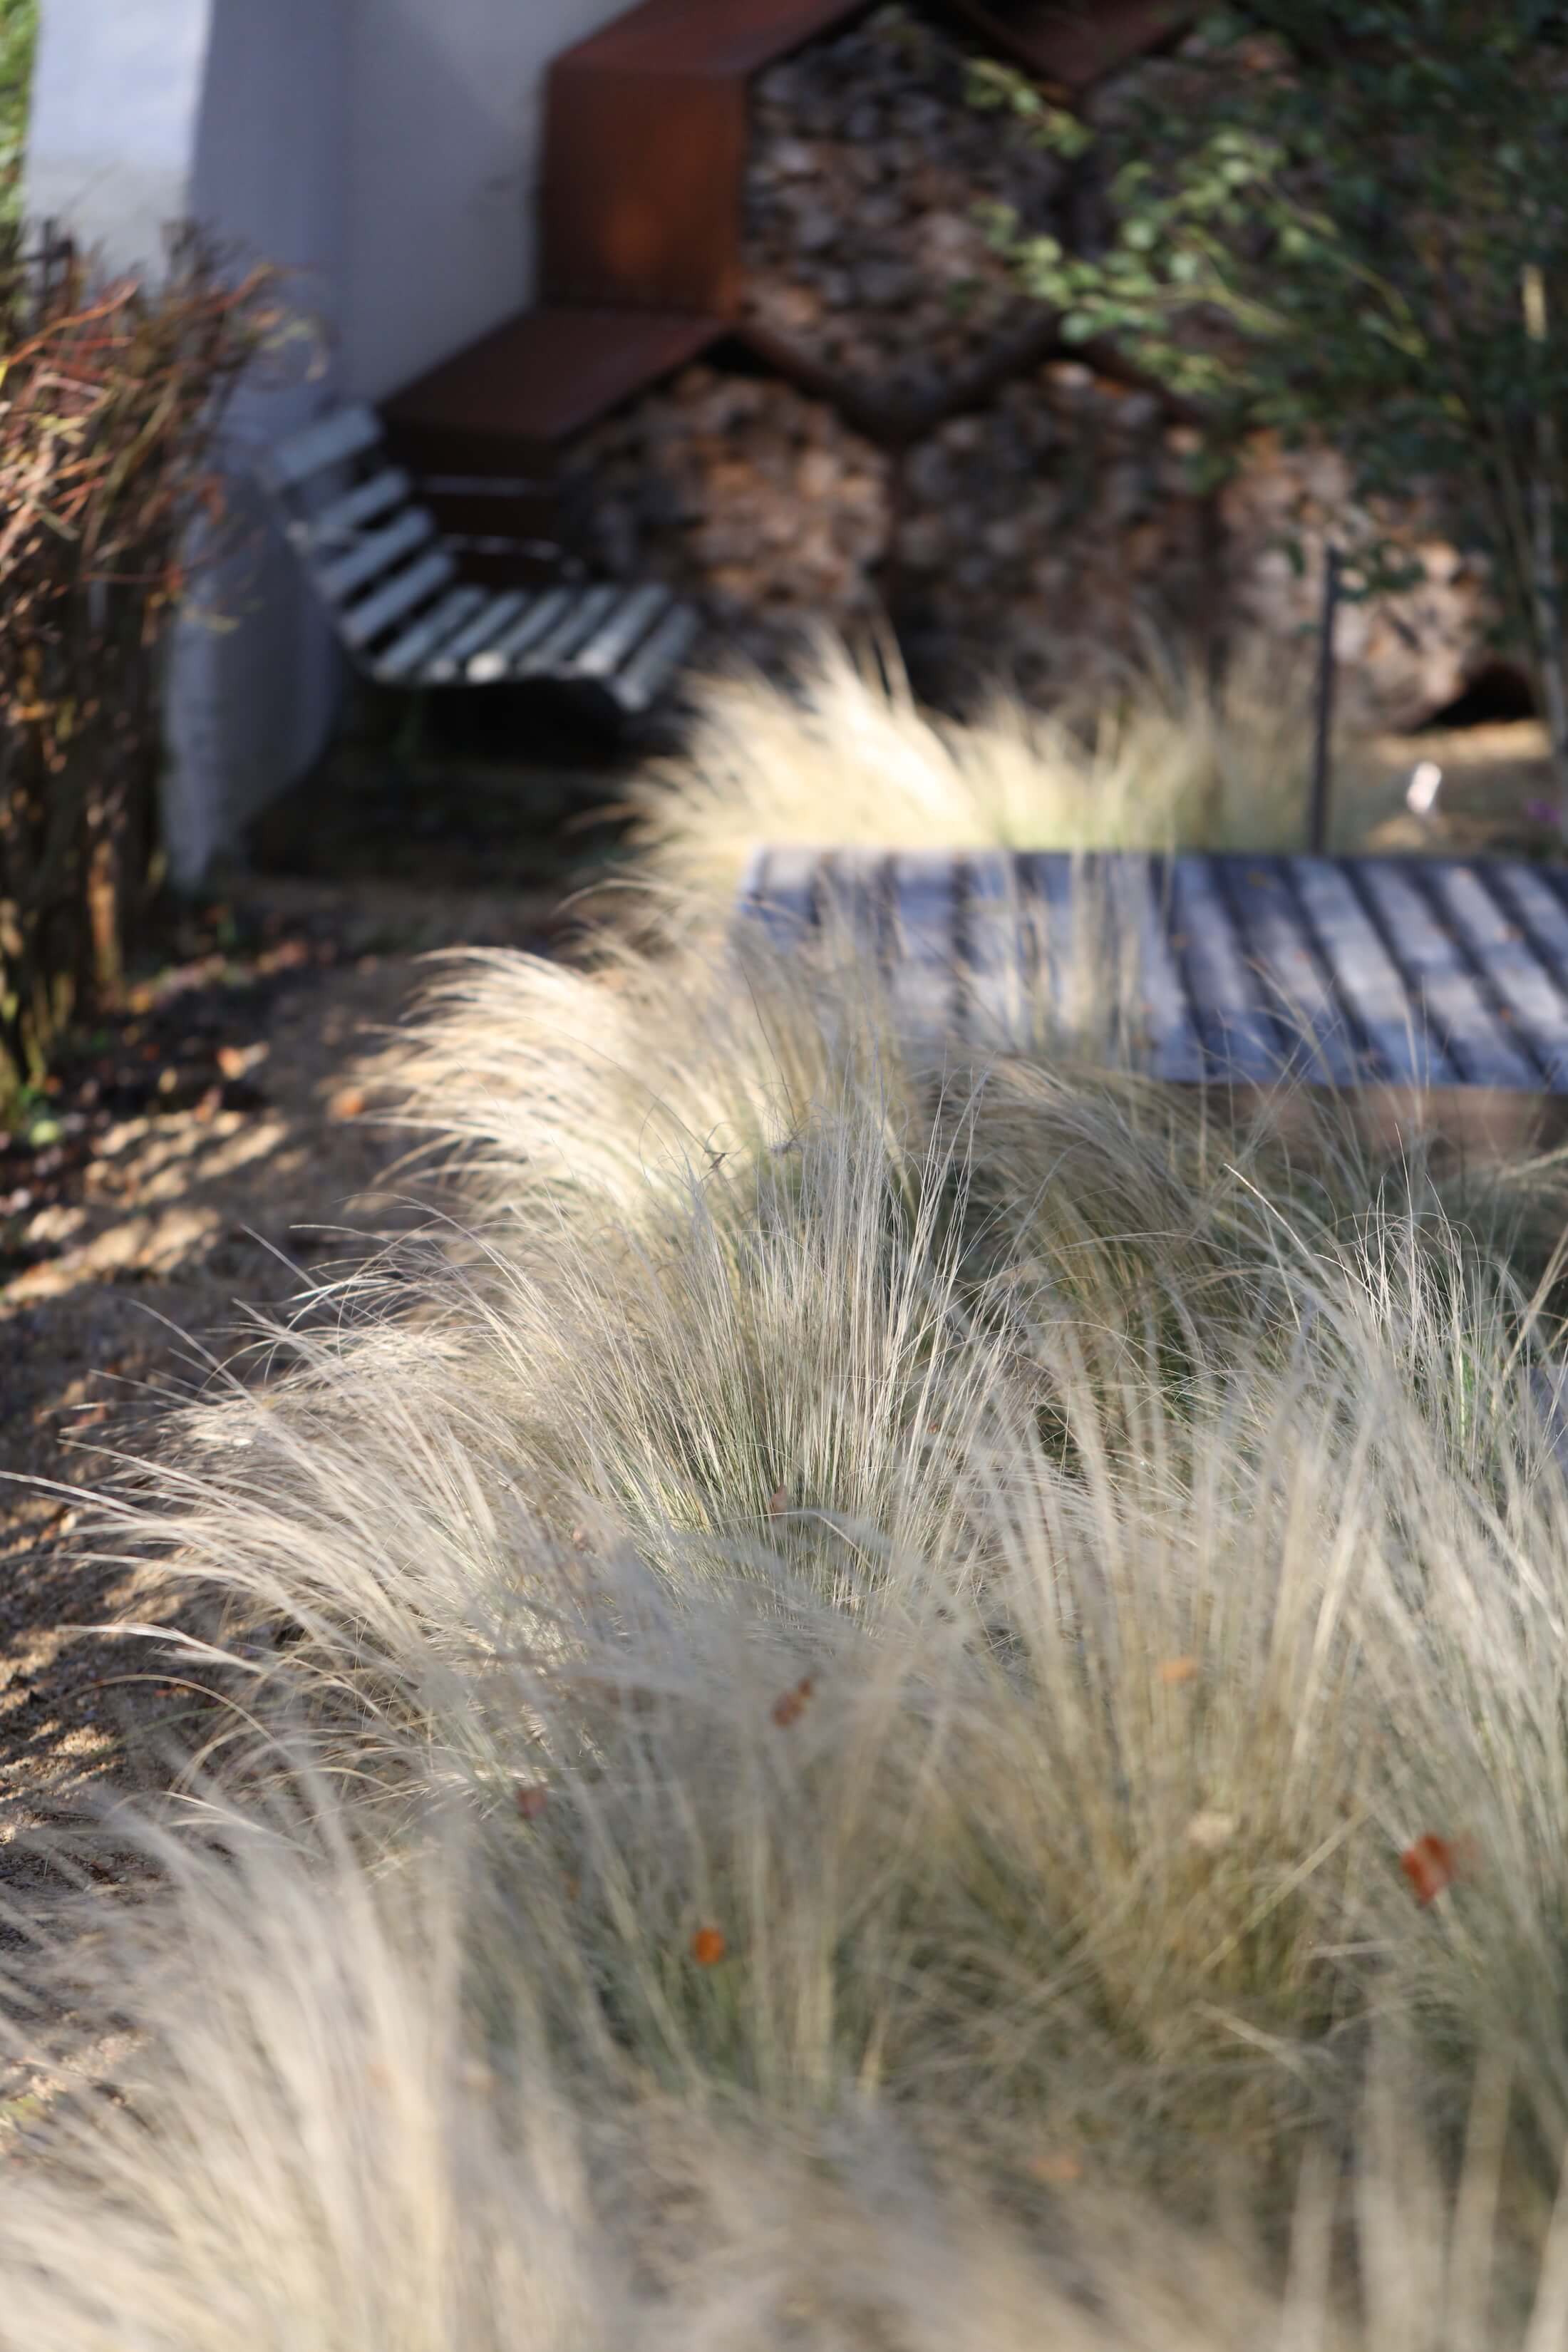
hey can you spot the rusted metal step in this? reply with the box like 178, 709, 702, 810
947, 1, 1197, 90
738, 847, 1568, 1096
379, 307, 726, 574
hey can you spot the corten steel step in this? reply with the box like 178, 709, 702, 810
379, 308, 726, 574
543, 1, 1197, 315
947, 1, 1196, 89
379, 0, 1202, 530
738, 847, 1568, 1100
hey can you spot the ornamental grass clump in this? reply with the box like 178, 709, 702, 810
622, 626, 1372, 908
11, 646, 1568, 2338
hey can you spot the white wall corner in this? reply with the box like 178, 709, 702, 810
24, 0, 636, 887
21, 0, 213, 277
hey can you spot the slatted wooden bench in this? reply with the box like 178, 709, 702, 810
739, 846, 1568, 1103
260, 403, 703, 719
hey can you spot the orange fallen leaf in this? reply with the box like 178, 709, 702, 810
328, 1085, 366, 1123
1401, 1832, 1468, 1907
514, 1783, 549, 1822
1031, 2150, 1083, 2186
691, 1926, 727, 1966
1157, 1656, 1200, 1686
766, 1482, 787, 1520
772, 1675, 814, 1729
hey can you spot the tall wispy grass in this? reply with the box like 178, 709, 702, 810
624, 626, 1377, 904
9, 647, 1568, 2341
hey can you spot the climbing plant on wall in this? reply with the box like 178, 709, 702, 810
0, 0, 36, 222
971, 4, 1568, 810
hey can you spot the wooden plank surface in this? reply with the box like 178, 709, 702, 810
267, 403, 383, 491
314, 507, 435, 607
1353, 860, 1538, 1088
613, 604, 703, 712
371, 584, 490, 682
736, 850, 1568, 1095
1217, 860, 1361, 1087
337, 549, 455, 649
289, 467, 411, 554
1168, 856, 1283, 1083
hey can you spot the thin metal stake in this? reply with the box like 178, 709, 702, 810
1308, 542, 1341, 855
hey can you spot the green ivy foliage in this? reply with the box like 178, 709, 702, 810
968, 5, 1568, 651
0, 0, 36, 222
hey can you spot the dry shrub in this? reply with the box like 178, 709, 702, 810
0, 222, 294, 1108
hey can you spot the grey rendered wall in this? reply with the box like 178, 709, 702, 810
22, 0, 631, 884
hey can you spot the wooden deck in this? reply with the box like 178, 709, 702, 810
738, 847, 1568, 1103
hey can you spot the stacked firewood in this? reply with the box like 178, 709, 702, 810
892, 360, 1212, 699
556, 0, 1495, 721
559, 365, 894, 666
1219, 433, 1490, 732
740, 2, 1069, 413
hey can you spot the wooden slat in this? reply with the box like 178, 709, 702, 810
571, 582, 674, 679
372, 584, 490, 682
517, 584, 623, 674
739, 845, 820, 951
813, 850, 888, 965
1103, 854, 1207, 1083
466, 588, 576, 681
1286, 857, 1458, 1087
338, 548, 455, 650
267, 403, 383, 492
289, 466, 411, 555
314, 506, 435, 605
1353, 860, 1537, 1088
612, 602, 703, 713
733, 848, 1568, 1097
889, 852, 962, 1041
1222, 859, 1361, 1085
1423, 862, 1568, 1085
421, 590, 535, 683
1017, 850, 1080, 1020
961, 851, 1030, 1046
1169, 856, 1282, 1082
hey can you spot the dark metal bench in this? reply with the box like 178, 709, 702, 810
261, 403, 701, 719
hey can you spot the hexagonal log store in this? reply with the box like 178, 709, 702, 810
379, 0, 1199, 636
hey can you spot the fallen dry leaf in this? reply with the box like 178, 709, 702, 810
691, 1926, 727, 1966
514, 1783, 549, 1822
1157, 1656, 1201, 1686
215, 1041, 267, 1080
327, 1085, 366, 1123
766, 1482, 788, 1520
1030, 2150, 1083, 2186
1401, 1832, 1466, 1907
771, 1676, 814, 1729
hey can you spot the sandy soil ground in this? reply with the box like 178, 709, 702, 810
0, 875, 568, 1868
